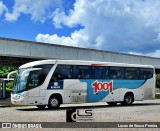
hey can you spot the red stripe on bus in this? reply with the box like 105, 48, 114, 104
91, 64, 106, 66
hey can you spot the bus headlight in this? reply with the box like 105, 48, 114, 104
21, 92, 26, 97
11, 92, 27, 100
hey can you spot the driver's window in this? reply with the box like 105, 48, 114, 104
28, 71, 41, 87
27, 64, 53, 88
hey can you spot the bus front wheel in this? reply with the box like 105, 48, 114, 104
122, 93, 134, 105
48, 96, 61, 109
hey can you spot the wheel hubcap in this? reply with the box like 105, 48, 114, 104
50, 98, 58, 107
126, 96, 132, 104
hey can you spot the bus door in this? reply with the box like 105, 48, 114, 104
25, 69, 41, 104
26, 65, 53, 105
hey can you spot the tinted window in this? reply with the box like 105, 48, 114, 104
109, 67, 124, 79
91, 67, 109, 79
28, 64, 53, 87
51, 65, 73, 81
74, 65, 91, 79
78, 66, 91, 79
140, 68, 153, 79
125, 68, 139, 79
66, 65, 74, 79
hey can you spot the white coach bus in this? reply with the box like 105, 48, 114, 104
9, 60, 155, 109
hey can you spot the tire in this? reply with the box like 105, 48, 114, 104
36, 105, 46, 109
107, 102, 117, 106
122, 93, 133, 105
48, 96, 61, 109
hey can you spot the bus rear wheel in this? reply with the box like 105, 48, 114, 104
122, 93, 134, 105
107, 102, 117, 106
48, 96, 61, 109
36, 105, 46, 109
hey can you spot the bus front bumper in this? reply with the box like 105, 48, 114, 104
11, 92, 28, 105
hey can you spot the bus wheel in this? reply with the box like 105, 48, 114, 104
36, 105, 46, 109
107, 102, 117, 106
123, 93, 133, 105
48, 96, 61, 109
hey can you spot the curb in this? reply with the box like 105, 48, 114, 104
0, 98, 11, 107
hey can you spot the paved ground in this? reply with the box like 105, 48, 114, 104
0, 99, 159, 122
0, 99, 160, 130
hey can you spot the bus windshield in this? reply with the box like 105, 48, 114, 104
12, 68, 30, 93
12, 64, 53, 93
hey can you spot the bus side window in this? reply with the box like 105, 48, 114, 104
76, 66, 91, 79
50, 65, 74, 82
140, 68, 153, 79
66, 65, 73, 79
91, 66, 109, 79
91, 67, 97, 79
50, 73, 59, 82
109, 67, 124, 79
104, 67, 109, 79
125, 68, 139, 80
50, 65, 65, 82
28, 71, 40, 87
98, 67, 104, 79
73, 65, 79, 79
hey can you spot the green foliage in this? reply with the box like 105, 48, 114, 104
0, 66, 17, 78
156, 75, 160, 88
6, 87, 12, 98
6, 81, 14, 89
0, 66, 17, 98
5, 81, 14, 98
4, 81, 14, 98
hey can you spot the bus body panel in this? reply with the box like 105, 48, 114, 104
45, 78, 154, 104
21, 77, 154, 105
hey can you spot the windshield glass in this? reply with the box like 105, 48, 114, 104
12, 64, 53, 93
12, 68, 30, 93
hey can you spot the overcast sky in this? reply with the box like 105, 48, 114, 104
0, 0, 160, 57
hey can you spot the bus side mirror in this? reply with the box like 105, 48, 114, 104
7, 70, 18, 81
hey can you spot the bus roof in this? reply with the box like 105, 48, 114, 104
19, 59, 154, 69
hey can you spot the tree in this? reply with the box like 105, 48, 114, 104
0, 66, 17, 78
0, 66, 17, 98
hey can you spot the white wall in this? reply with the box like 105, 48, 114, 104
1, 38, 160, 68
